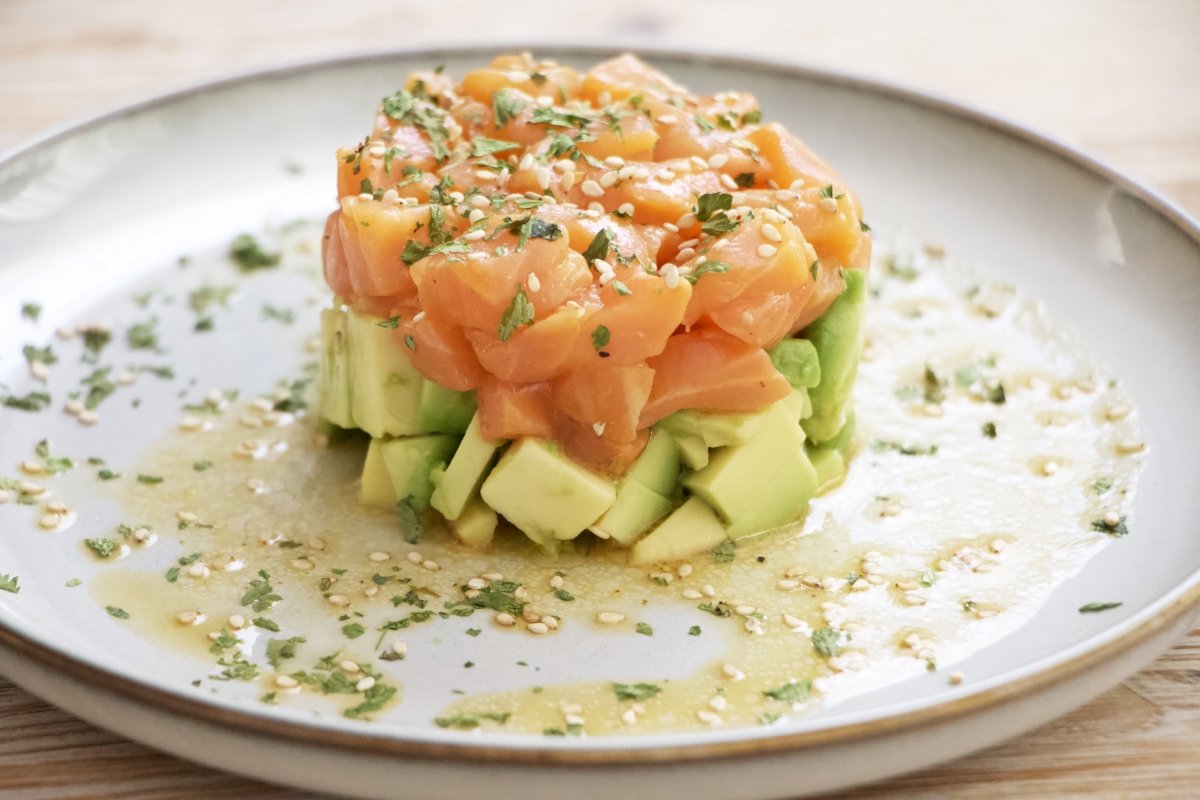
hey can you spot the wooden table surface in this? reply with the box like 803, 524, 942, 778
1, 1, 1198, 797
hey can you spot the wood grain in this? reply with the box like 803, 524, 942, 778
0, 1, 1198, 797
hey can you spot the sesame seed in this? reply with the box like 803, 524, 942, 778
495, 612, 516, 626
355, 676, 376, 692
368, 551, 390, 562
328, 594, 350, 607
1116, 440, 1146, 455
949, 671, 965, 685
819, 197, 839, 213
696, 710, 722, 725
777, 579, 799, 591
290, 558, 314, 571
677, 563, 693, 578
391, 641, 408, 657
470, 194, 490, 208
406, 551, 423, 564
657, 114, 678, 124
0, 491, 10, 505
274, 675, 299, 689
675, 247, 696, 262
528, 622, 550, 635
597, 611, 625, 624
422, 559, 441, 571
734, 605, 756, 616
1041, 460, 1060, 476
542, 615, 559, 630
989, 539, 1007, 553
599, 171, 618, 189
534, 166, 552, 191
550, 575, 565, 590
621, 708, 638, 725
1103, 511, 1121, 527
1105, 404, 1130, 421
482, 572, 504, 581
617, 202, 635, 216
881, 503, 902, 517
338, 659, 361, 674
707, 153, 730, 169
719, 174, 738, 190
175, 610, 205, 626
188, 562, 210, 579
580, 179, 604, 198
903, 594, 927, 606
526, 272, 542, 293
358, 192, 373, 201
757, 244, 778, 259
702, 584, 716, 598
708, 695, 727, 711
78, 410, 99, 426
592, 422, 606, 437
760, 223, 782, 243
721, 663, 746, 681
587, 202, 604, 214
663, 263, 680, 289
782, 613, 803, 628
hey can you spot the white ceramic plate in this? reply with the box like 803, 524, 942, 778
1, 47, 1199, 799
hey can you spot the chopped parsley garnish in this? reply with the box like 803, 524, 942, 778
712, 539, 735, 563
240, 570, 281, 612
554, 589, 575, 601
193, 460, 214, 472
734, 172, 756, 188
491, 89, 525, 127
471, 136, 520, 156
529, 107, 593, 129
342, 623, 366, 639
397, 497, 423, 544
136, 474, 163, 484
1091, 515, 1129, 537
261, 305, 295, 324
81, 327, 112, 362
635, 622, 654, 636
266, 636, 306, 668
498, 284, 534, 342
1079, 602, 1123, 614
982, 421, 997, 438
2, 391, 51, 412
253, 617, 280, 632
591, 325, 611, 353
464, 580, 526, 616
126, 318, 160, 350
82, 367, 116, 409
20, 303, 41, 322
381, 89, 451, 159
811, 627, 841, 657
742, 109, 763, 125
435, 711, 511, 729
693, 114, 715, 133
695, 192, 733, 222
612, 682, 661, 701
228, 234, 281, 271
698, 601, 732, 617
84, 538, 118, 559
582, 228, 613, 264
762, 680, 812, 703
686, 261, 731, 284
466, 628, 482, 637
688, 625, 702, 636
0, 574, 19, 594
376, 316, 401, 329
1091, 476, 1114, 494
346, 684, 398, 719
106, 605, 130, 619
869, 439, 939, 457
22, 344, 56, 366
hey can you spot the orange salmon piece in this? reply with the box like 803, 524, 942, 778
552, 362, 654, 443
640, 328, 791, 426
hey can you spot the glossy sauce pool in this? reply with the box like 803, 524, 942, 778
89, 227, 1145, 736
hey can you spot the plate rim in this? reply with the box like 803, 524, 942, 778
1, 42, 1199, 767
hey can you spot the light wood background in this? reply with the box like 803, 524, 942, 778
1, 1, 1198, 797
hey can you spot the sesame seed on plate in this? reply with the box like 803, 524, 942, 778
757, 244, 778, 259
760, 223, 782, 243
581, 179, 605, 198
597, 611, 625, 624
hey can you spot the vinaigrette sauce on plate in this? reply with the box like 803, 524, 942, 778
87, 230, 1144, 736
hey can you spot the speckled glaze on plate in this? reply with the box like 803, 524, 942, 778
0, 47, 1198, 800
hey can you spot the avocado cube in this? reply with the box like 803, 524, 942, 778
362, 434, 456, 510
452, 496, 498, 549
658, 408, 767, 448
418, 381, 477, 435
673, 432, 710, 470
318, 307, 355, 429
683, 400, 819, 540
360, 437, 397, 509
807, 413, 857, 492
430, 413, 504, 521
481, 439, 616, 543
631, 496, 729, 565
803, 268, 866, 443
592, 480, 676, 545
768, 338, 822, 389
346, 310, 425, 438
624, 430, 682, 496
